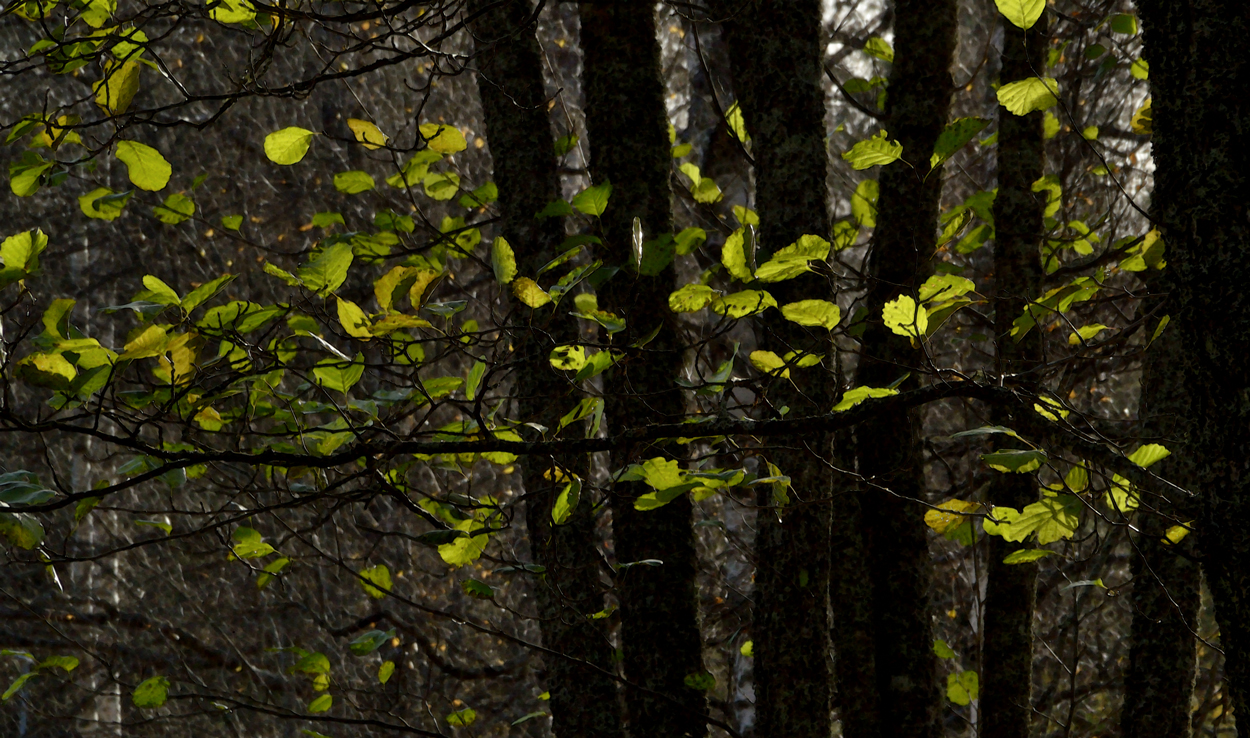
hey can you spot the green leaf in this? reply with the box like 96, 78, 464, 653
554, 133, 579, 156
852, 179, 879, 228
780, 300, 841, 330
933, 640, 957, 659
669, 284, 717, 313
79, 187, 131, 220
1128, 443, 1170, 468
984, 494, 1082, 544
995, 0, 1045, 29
9, 152, 54, 197
511, 278, 551, 309
93, 59, 141, 115
461, 579, 494, 599
298, 242, 354, 295
423, 171, 461, 200
313, 353, 365, 394
182, 273, 235, 312
419, 123, 467, 154
997, 78, 1059, 116
725, 101, 750, 142
863, 36, 893, 62
307, 694, 332, 713
947, 670, 979, 705
446, 708, 477, 727
1110, 13, 1137, 35
1003, 548, 1055, 564
491, 236, 517, 285
221, 214, 243, 230
115, 141, 172, 191
882, 295, 929, 338
572, 182, 612, 216
120, 325, 169, 360
333, 170, 375, 194
549, 345, 587, 371
712, 290, 776, 319
3, 672, 38, 701
153, 193, 194, 224
386, 151, 442, 188
0, 513, 45, 549
981, 449, 1046, 473
930, 118, 990, 170
264, 127, 316, 166
755, 235, 831, 282
843, 130, 903, 170
378, 661, 396, 684
132, 676, 169, 708
359, 564, 392, 599
349, 629, 395, 656
721, 229, 753, 281
465, 361, 486, 401
832, 386, 899, 412
209, 0, 255, 23
684, 672, 717, 691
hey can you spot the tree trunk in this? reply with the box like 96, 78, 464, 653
580, 4, 709, 736
1136, 0, 1250, 716
472, 5, 625, 736
854, 1, 957, 736
714, 2, 835, 737
981, 18, 1045, 738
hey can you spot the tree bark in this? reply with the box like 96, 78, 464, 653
854, 1, 957, 737
714, 2, 835, 737
472, 5, 625, 737
580, 4, 709, 736
1136, 0, 1250, 716
981, 18, 1045, 738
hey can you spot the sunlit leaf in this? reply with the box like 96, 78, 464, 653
264, 127, 316, 166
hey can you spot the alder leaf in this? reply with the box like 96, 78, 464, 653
997, 78, 1059, 116
263, 127, 316, 166
995, 0, 1045, 29
115, 141, 171, 191
842, 130, 904, 170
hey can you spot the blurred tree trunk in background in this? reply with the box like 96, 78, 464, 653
981, 15, 1045, 738
472, 4, 625, 736
854, 0, 956, 736
714, 1, 835, 737
581, 3, 709, 736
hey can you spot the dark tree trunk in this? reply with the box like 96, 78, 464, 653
472, 5, 625, 737
854, 1, 957, 737
714, 2, 835, 737
580, 4, 709, 736
1137, 0, 1250, 716
981, 18, 1046, 738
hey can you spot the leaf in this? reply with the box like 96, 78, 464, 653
997, 78, 1059, 116
934, 640, 957, 659
120, 325, 169, 360
947, 670, 979, 705
725, 101, 750, 142
465, 361, 486, 401
378, 661, 396, 684
1131, 100, 1152, 135
1164, 523, 1193, 545
132, 676, 169, 708
832, 386, 898, 412
153, 193, 195, 224
419, 124, 467, 154
549, 345, 587, 371
511, 278, 551, 308
1003, 548, 1055, 564
264, 127, 316, 165
994, 0, 1045, 29
930, 117, 990, 170
984, 495, 1081, 544
924, 498, 979, 534
852, 179, 879, 227
307, 694, 332, 713
863, 36, 893, 62
3, 672, 38, 701
669, 284, 717, 313
349, 629, 395, 656
333, 171, 375, 194
721, 229, 753, 281
842, 130, 903, 170
209, 0, 254, 23
781, 299, 841, 330
423, 171, 460, 200
93, 60, 141, 115
882, 295, 929, 338
0, 513, 45, 549
1068, 324, 1109, 345
387, 151, 442, 188
1128, 443, 1170, 468
1110, 13, 1137, 34
79, 187, 131, 220
711, 290, 776, 319
491, 236, 517, 284
298, 242, 354, 296
572, 182, 612, 216
221, 215, 243, 230
348, 118, 388, 149
336, 297, 373, 339
313, 353, 365, 394
462, 579, 494, 599
115, 141, 171, 191
9, 152, 54, 197
981, 449, 1046, 473
548, 476, 582, 526
359, 564, 392, 599
446, 708, 477, 727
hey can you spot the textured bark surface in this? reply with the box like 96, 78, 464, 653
980, 19, 1045, 738
1137, 0, 1250, 716
854, 1, 956, 736
580, 4, 708, 736
715, 2, 835, 737
472, 5, 625, 737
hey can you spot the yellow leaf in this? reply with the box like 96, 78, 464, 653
336, 297, 373, 339
419, 124, 467, 154
347, 118, 388, 150
512, 278, 551, 308
924, 498, 979, 534
94, 60, 141, 115
121, 325, 169, 360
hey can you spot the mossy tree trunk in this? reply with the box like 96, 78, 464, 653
1137, 0, 1250, 716
854, 1, 956, 736
981, 17, 1045, 738
714, 1, 836, 736
471, 4, 624, 736
580, 3, 709, 736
